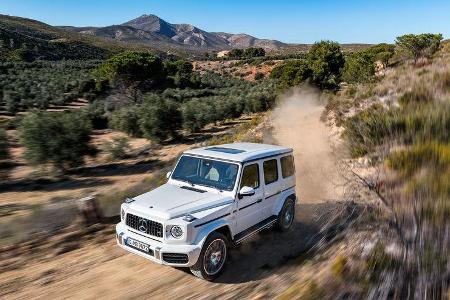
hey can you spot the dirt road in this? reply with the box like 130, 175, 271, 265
271, 85, 345, 203
1, 87, 350, 300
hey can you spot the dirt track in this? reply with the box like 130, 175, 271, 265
0, 87, 349, 299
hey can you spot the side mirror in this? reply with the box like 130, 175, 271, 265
166, 171, 172, 179
238, 186, 255, 199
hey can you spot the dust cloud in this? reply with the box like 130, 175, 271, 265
268, 85, 345, 203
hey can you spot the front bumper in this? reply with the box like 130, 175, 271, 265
115, 222, 201, 267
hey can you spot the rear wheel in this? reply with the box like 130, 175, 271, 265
276, 198, 295, 231
190, 231, 228, 281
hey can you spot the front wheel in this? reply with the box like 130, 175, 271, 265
276, 198, 295, 231
190, 231, 228, 281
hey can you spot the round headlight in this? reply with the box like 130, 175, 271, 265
170, 225, 183, 238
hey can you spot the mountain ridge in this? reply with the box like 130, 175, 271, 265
63, 14, 286, 50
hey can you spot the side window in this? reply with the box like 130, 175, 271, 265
281, 155, 295, 178
240, 164, 259, 189
263, 159, 278, 185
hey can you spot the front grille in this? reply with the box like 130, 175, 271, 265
126, 213, 163, 238
162, 253, 189, 264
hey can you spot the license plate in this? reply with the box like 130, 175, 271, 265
127, 238, 150, 253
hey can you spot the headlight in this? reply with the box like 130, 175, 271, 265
170, 225, 183, 239
121, 207, 126, 221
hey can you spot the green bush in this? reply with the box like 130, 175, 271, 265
243, 47, 265, 58
20, 111, 95, 172
95, 51, 166, 88
0, 129, 9, 161
139, 98, 182, 143
110, 105, 143, 137
0, 60, 100, 114
344, 103, 450, 157
307, 40, 345, 89
104, 137, 130, 161
395, 33, 443, 63
342, 51, 375, 83
398, 85, 434, 106
270, 60, 311, 88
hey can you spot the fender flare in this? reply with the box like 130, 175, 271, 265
274, 192, 296, 215
193, 219, 233, 248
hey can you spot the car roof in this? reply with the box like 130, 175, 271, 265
183, 142, 293, 163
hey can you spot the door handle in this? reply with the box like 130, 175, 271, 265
256, 199, 262, 203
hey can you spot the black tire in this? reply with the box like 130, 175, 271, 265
190, 231, 228, 281
276, 198, 295, 232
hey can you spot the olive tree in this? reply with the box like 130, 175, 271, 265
395, 33, 443, 63
139, 98, 182, 143
20, 111, 95, 172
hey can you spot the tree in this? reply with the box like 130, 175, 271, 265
395, 33, 443, 63
164, 60, 196, 88
0, 129, 10, 181
269, 60, 311, 88
342, 51, 375, 83
139, 98, 182, 143
20, 111, 95, 172
3, 91, 20, 114
109, 105, 143, 137
228, 49, 244, 58
307, 41, 345, 89
0, 129, 9, 161
243, 47, 266, 58
95, 51, 167, 89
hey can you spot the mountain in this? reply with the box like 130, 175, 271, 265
0, 14, 187, 61
0, 14, 112, 60
64, 14, 286, 50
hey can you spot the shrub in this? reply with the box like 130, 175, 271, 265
344, 102, 450, 157
243, 47, 265, 58
139, 98, 182, 143
20, 111, 95, 172
395, 33, 443, 63
270, 59, 311, 88
331, 254, 348, 279
104, 137, 130, 161
398, 85, 434, 106
0, 129, 9, 161
307, 40, 345, 89
254, 72, 265, 80
110, 105, 143, 137
0, 129, 10, 180
342, 51, 375, 83
95, 51, 166, 88
367, 242, 398, 281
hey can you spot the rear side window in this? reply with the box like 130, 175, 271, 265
240, 164, 259, 189
281, 155, 295, 178
263, 159, 278, 185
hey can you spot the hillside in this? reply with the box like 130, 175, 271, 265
63, 14, 287, 50
0, 14, 197, 61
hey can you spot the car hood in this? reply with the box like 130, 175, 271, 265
128, 183, 234, 220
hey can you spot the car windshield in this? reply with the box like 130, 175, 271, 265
171, 155, 239, 191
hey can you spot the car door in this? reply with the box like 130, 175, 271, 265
235, 162, 263, 234
261, 158, 281, 219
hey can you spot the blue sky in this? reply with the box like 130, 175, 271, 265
0, 0, 448, 44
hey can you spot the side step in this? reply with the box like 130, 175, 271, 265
234, 216, 277, 244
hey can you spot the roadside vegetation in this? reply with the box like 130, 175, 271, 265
321, 33, 448, 298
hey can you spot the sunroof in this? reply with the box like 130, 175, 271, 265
206, 147, 246, 154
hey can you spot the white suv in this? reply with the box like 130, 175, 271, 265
116, 143, 297, 280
